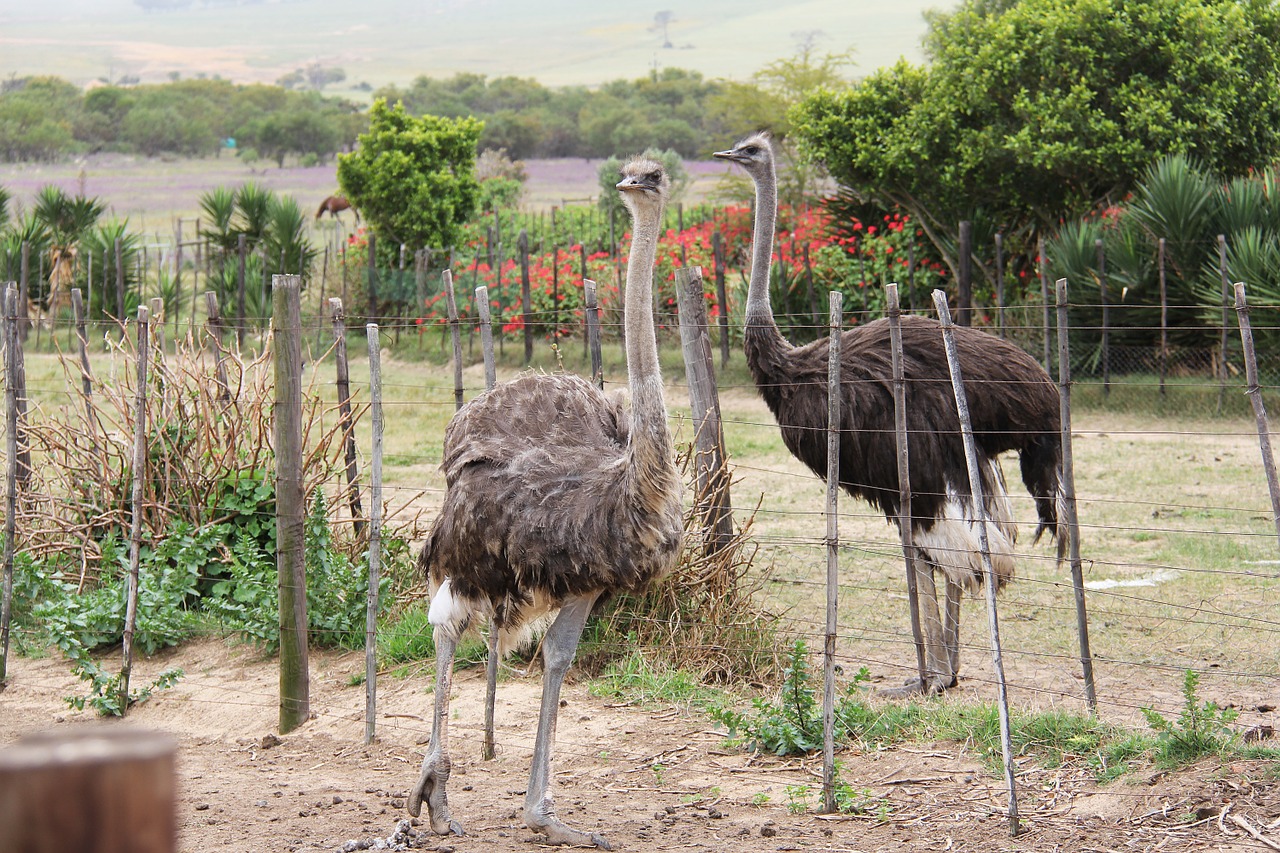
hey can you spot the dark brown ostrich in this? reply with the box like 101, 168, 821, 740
407, 158, 683, 849
714, 133, 1063, 695
315, 195, 357, 223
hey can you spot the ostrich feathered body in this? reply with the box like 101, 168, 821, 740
746, 315, 1061, 589
421, 371, 684, 654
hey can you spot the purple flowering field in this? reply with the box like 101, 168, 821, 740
0, 155, 739, 235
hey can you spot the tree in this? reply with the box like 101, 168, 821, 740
336, 99, 482, 252
792, 0, 1280, 285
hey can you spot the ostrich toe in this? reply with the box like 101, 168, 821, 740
529, 813, 611, 850
407, 752, 463, 837
878, 674, 958, 698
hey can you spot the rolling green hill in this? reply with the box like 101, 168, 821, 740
0, 0, 937, 92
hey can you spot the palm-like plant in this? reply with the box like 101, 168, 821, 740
198, 186, 238, 255
78, 219, 142, 321
262, 195, 317, 284
0, 214, 52, 286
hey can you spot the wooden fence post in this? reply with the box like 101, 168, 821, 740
71, 289, 100, 463
204, 292, 231, 403
120, 304, 150, 715
444, 270, 464, 411
274, 275, 309, 734
366, 323, 384, 744
821, 289, 842, 815
519, 229, 533, 365
1096, 238, 1109, 397
932, 288, 1019, 836
330, 298, 364, 534
0, 729, 177, 853
886, 283, 928, 688
367, 233, 379, 323
1217, 235, 1231, 414
477, 285, 495, 391
236, 233, 246, 349
585, 280, 603, 389
713, 231, 730, 368
1158, 239, 1168, 400
994, 233, 1005, 338
957, 221, 972, 326
675, 267, 734, 553
19, 242, 30, 344
1233, 282, 1280, 550
1055, 279, 1098, 713
1039, 237, 1051, 373
1, 286, 17, 684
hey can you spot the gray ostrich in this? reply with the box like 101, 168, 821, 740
714, 133, 1063, 695
407, 158, 684, 849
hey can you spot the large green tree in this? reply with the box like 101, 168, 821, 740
792, 0, 1280, 283
336, 99, 483, 252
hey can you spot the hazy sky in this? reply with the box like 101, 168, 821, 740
0, 0, 941, 90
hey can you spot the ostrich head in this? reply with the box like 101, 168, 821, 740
713, 131, 774, 179
616, 157, 670, 218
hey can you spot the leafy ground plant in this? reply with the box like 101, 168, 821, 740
1141, 669, 1240, 768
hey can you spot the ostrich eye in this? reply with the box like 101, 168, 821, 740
647, 171, 661, 183
744, 146, 759, 155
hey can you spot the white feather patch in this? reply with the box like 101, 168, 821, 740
428, 577, 481, 640
914, 459, 1018, 589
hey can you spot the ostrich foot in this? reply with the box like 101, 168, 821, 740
527, 808, 611, 850
878, 674, 958, 698
407, 751, 464, 837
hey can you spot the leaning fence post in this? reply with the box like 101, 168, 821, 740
1055, 279, 1098, 713
274, 275, 309, 734
476, 285, 495, 391
886, 283, 928, 688
821, 290, 842, 815
585, 279, 603, 389
120, 304, 151, 716
675, 267, 734, 554
365, 323, 384, 745
1233, 282, 1280, 550
931, 289, 1019, 836
330, 298, 365, 535
444, 270, 464, 411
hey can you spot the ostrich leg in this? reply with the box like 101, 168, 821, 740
407, 631, 464, 836
524, 591, 610, 850
482, 625, 499, 760
882, 560, 954, 696
944, 577, 962, 679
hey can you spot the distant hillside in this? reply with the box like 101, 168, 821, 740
0, 0, 939, 92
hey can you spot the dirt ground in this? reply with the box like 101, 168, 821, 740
2, 637, 1277, 853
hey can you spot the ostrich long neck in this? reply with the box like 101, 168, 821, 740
623, 200, 672, 480
744, 163, 792, 357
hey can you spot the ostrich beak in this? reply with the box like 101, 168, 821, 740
616, 176, 652, 193
712, 148, 742, 162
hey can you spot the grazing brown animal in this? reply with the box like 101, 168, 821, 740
715, 132, 1065, 696
407, 158, 683, 850
315, 195, 358, 223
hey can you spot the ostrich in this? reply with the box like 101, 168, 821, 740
714, 133, 1063, 695
407, 157, 683, 849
